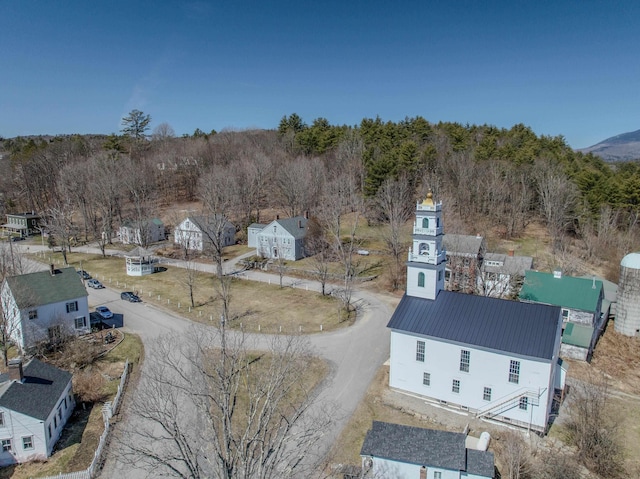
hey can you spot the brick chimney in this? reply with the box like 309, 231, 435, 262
508, 249, 514, 257
304, 210, 309, 219
8, 358, 24, 383
298, 220, 302, 228
50, 264, 55, 276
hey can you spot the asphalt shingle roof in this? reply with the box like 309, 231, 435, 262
482, 253, 533, 276
5, 267, 87, 309
387, 291, 561, 360
520, 270, 603, 313
360, 421, 494, 477
274, 216, 308, 239
443, 234, 484, 257
0, 359, 71, 421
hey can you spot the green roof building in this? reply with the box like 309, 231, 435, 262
519, 270, 606, 361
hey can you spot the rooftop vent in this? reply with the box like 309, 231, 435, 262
553, 270, 562, 279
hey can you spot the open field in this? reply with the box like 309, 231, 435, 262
33, 251, 347, 333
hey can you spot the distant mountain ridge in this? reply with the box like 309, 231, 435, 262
579, 128, 640, 162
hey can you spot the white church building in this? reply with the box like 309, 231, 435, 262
388, 193, 565, 433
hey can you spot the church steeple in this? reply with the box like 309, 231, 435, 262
406, 192, 446, 300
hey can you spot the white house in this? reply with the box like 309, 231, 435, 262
388, 193, 564, 433
174, 216, 236, 252
253, 216, 309, 261
477, 252, 533, 298
0, 358, 74, 465
119, 218, 165, 246
1, 266, 90, 352
360, 421, 495, 479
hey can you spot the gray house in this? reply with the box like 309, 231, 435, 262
252, 216, 309, 261
360, 421, 495, 479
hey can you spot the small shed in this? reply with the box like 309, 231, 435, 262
125, 247, 156, 276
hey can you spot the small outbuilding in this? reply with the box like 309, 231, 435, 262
125, 247, 157, 276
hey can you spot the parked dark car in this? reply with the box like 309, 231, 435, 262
121, 291, 141, 302
10, 236, 24, 242
87, 279, 104, 289
77, 270, 91, 280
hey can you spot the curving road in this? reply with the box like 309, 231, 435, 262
20, 244, 395, 476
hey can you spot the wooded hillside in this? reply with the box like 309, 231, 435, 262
2, 114, 639, 282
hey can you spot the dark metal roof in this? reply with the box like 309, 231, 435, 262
387, 291, 560, 360
360, 421, 494, 477
0, 359, 72, 421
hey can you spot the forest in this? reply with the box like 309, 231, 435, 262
2, 113, 639, 283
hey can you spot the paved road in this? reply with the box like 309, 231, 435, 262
20, 244, 395, 476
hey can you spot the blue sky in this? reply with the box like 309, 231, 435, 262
1, 1, 638, 148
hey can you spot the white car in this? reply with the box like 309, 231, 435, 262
95, 306, 113, 320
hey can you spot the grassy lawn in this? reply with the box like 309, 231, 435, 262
0, 333, 143, 479
33, 251, 347, 333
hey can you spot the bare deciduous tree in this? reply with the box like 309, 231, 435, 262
535, 160, 578, 252
496, 430, 530, 479
43, 197, 77, 264
119, 328, 334, 479
181, 260, 200, 308
318, 176, 364, 317
376, 176, 413, 291
565, 374, 624, 478
305, 216, 332, 296
275, 157, 324, 218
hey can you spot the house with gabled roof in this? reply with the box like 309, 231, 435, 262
251, 215, 309, 261
442, 233, 486, 294
1, 266, 90, 352
2, 212, 40, 239
174, 215, 236, 252
477, 252, 533, 298
118, 218, 165, 246
360, 421, 495, 479
0, 358, 74, 465
519, 270, 605, 361
388, 194, 564, 433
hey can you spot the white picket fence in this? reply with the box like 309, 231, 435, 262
32, 359, 130, 479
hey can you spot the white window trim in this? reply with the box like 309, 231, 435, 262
22, 435, 34, 450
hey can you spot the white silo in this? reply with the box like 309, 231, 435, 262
615, 252, 640, 336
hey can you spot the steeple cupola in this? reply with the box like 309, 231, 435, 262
406, 192, 446, 300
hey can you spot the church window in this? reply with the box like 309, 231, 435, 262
419, 243, 429, 255
418, 272, 425, 287
422, 217, 429, 228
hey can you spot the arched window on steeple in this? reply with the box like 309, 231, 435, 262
419, 243, 429, 255
422, 217, 429, 228
418, 272, 425, 287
